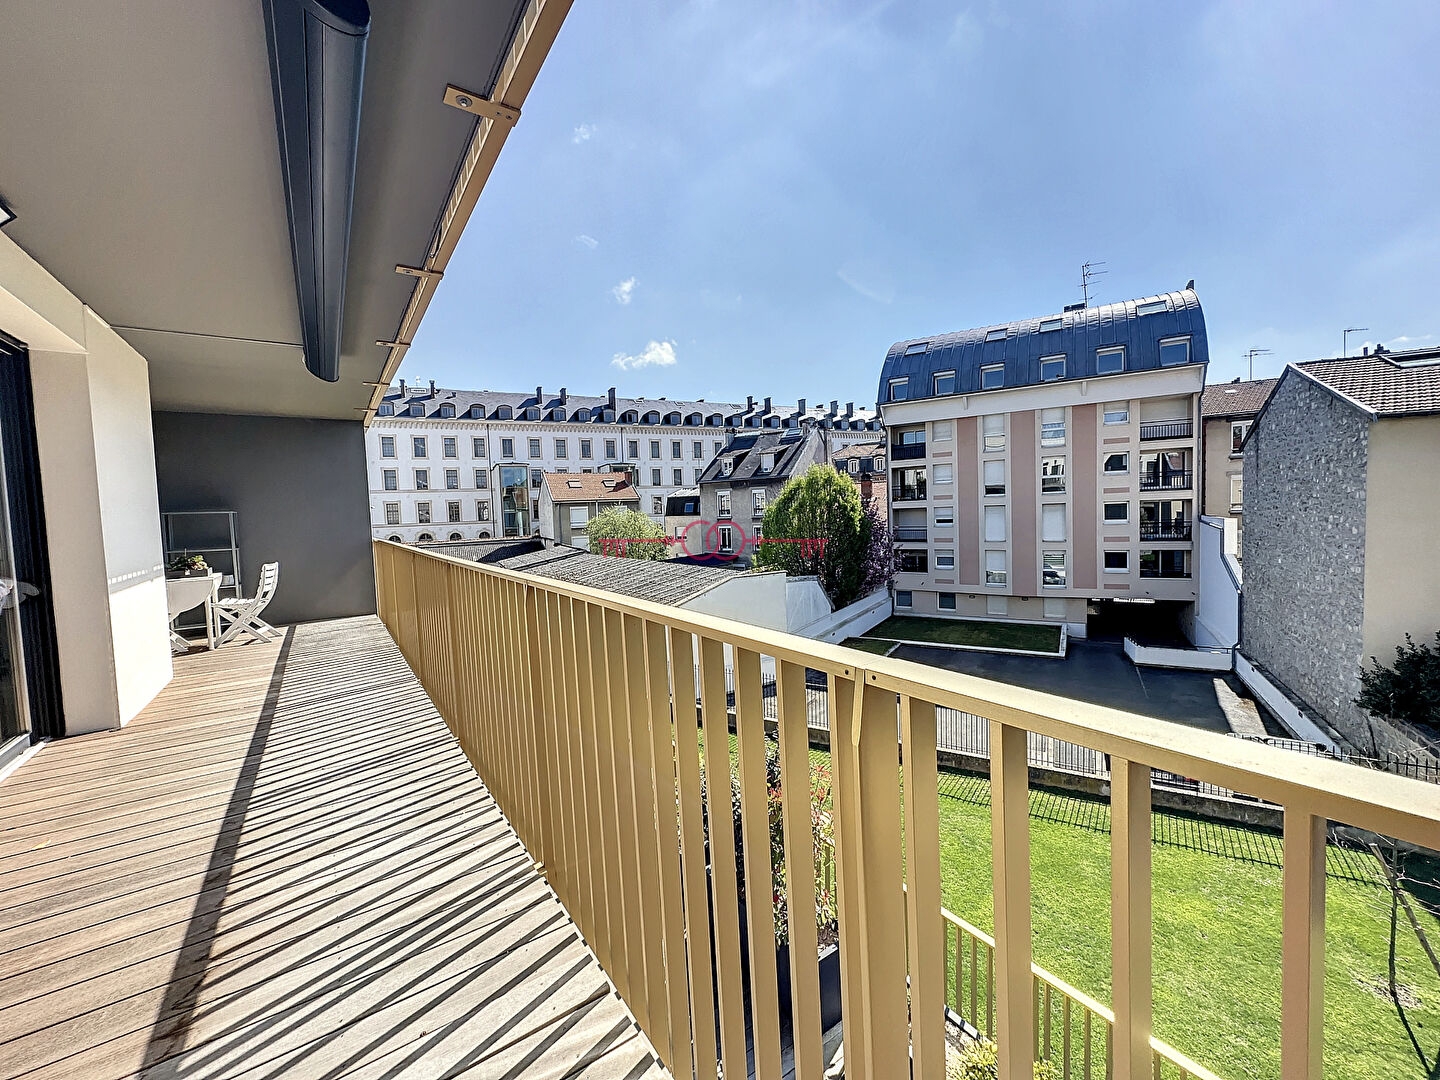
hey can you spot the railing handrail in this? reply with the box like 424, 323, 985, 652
374, 540, 1439, 847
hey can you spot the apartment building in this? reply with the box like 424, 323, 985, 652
1200, 377, 1277, 554
1241, 346, 1440, 755
877, 288, 1208, 637
694, 428, 827, 562
368, 384, 881, 542
536, 472, 641, 549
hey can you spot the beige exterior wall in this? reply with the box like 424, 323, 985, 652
1201, 416, 1246, 528
882, 365, 1203, 627
1361, 415, 1440, 664
1, 232, 172, 734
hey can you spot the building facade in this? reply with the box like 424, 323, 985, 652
537, 473, 641, 549
1200, 377, 1277, 555
367, 384, 880, 543
877, 289, 1208, 636
694, 429, 827, 562
1240, 348, 1440, 754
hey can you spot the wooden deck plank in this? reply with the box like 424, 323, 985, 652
0, 616, 664, 1080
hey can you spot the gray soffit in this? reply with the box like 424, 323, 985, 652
0, 0, 544, 420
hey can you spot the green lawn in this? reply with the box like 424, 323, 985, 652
840, 636, 895, 656
932, 772, 1440, 1080
864, 615, 1063, 654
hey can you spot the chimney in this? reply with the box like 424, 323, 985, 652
830, 400, 838, 415
1363, 346, 1370, 356
798, 397, 807, 413
536, 385, 543, 404
747, 395, 755, 410
845, 402, 854, 417
398, 378, 406, 394
428, 379, 436, 396
1374, 343, 1388, 355
607, 387, 617, 410
559, 387, 568, 404
763, 396, 772, 412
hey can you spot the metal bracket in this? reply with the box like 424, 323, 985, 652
395, 264, 443, 281
375, 339, 410, 349
443, 84, 520, 125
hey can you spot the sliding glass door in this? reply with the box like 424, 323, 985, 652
0, 412, 30, 755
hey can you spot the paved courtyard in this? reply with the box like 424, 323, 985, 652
888, 638, 1268, 733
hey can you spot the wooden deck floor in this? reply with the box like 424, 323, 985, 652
0, 616, 666, 1080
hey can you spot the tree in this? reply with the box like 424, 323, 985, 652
753, 464, 895, 608
585, 506, 668, 560
1355, 631, 1440, 739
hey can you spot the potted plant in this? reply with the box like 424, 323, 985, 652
705, 738, 843, 1032
166, 554, 210, 578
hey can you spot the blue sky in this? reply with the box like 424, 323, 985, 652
400, 0, 1440, 404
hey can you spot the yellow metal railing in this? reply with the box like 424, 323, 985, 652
373, 540, 1440, 1080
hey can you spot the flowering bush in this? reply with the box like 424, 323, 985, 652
947, 1039, 1061, 1080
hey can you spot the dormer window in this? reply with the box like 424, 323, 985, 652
376, 403, 394, 416
1096, 346, 1126, 375
888, 377, 909, 402
933, 371, 956, 396
495, 405, 513, 420
1136, 300, 1169, 316
438, 403, 455, 418
903, 341, 929, 356
760, 452, 775, 472
722, 459, 734, 476
981, 364, 1005, 390
409, 403, 424, 417
574, 408, 591, 422
1038, 317, 1063, 333
985, 327, 1008, 342
1158, 337, 1191, 367
468, 405, 484, 419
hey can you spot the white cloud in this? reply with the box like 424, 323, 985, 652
611, 276, 637, 305
611, 340, 677, 371
572, 123, 597, 143
574, 233, 599, 250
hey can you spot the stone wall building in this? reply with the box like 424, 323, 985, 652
1240, 346, 1440, 756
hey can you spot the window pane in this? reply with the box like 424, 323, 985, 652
984, 505, 1006, 542
1104, 501, 1128, 522
934, 372, 955, 395
984, 459, 1005, 495
1104, 550, 1128, 571
1043, 551, 1067, 587
896, 590, 913, 607
1159, 338, 1190, 367
981, 365, 1004, 389
938, 593, 956, 610
1097, 347, 1125, 374
889, 378, 908, 401
985, 550, 1007, 585
1041, 504, 1067, 542
936, 549, 955, 569
1041, 356, 1065, 381
1104, 453, 1129, 473
934, 464, 954, 484
1103, 404, 1129, 425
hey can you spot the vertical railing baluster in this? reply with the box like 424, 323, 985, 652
643, 620, 692, 1076
777, 660, 824, 1080
621, 612, 666, 1060
1112, 758, 1153, 1080
902, 695, 945, 1079
734, 647, 782, 1078
992, 720, 1035, 1080
590, 606, 632, 1003
829, 672, 868, 1079
1281, 810, 1327, 1080
699, 636, 747, 1078
570, 599, 609, 970
669, 627, 719, 1080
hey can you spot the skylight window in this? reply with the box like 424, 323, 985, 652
904, 341, 929, 356
1038, 317, 1063, 333
985, 328, 1008, 342
1136, 300, 1168, 316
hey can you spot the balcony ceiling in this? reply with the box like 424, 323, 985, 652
0, 0, 529, 420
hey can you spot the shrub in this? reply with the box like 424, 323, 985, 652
947, 1039, 1061, 1080
1355, 631, 1440, 739
585, 506, 668, 560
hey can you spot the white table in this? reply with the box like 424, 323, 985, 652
165, 572, 220, 652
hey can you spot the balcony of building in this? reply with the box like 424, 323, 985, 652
891, 427, 927, 461
0, 615, 663, 1079
893, 507, 929, 543
1138, 419, 1194, 441
892, 466, 928, 503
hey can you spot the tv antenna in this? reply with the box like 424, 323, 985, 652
1343, 327, 1368, 357
1078, 261, 1107, 307
1244, 348, 1272, 381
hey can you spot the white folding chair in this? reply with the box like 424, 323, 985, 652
215, 562, 282, 645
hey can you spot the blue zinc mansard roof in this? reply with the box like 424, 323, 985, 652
877, 288, 1209, 407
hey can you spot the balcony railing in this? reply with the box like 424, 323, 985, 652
893, 525, 928, 542
1139, 419, 1193, 440
1138, 521, 1193, 541
894, 482, 927, 502
891, 442, 927, 460
375, 540, 1440, 1080
1139, 567, 1192, 579
1139, 470, 1192, 491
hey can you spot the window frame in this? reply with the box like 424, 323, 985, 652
1096, 346, 1126, 375
1103, 403, 1130, 426
500, 437, 515, 458
980, 363, 1005, 390
984, 550, 1007, 587
1040, 456, 1066, 493
473, 437, 486, 457
938, 592, 957, 611
983, 459, 1006, 497
442, 436, 457, 459
895, 589, 913, 608
982, 414, 1005, 452
414, 468, 429, 490
1104, 550, 1129, 573
379, 435, 395, 458
1103, 501, 1129, 523
888, 377, 909, 402
384, 501, 400, 525
933, 371, 956, 396
1040, 354, 1066, 382
412, 436, 427, 458
1103, 452, 1130, 475
1231, 420, 1252, 455
382, 468, 397, 491
1158, 336, 1191, 368
444, 468, 459, 490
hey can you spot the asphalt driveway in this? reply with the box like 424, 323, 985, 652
888, 638, 1239, 732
